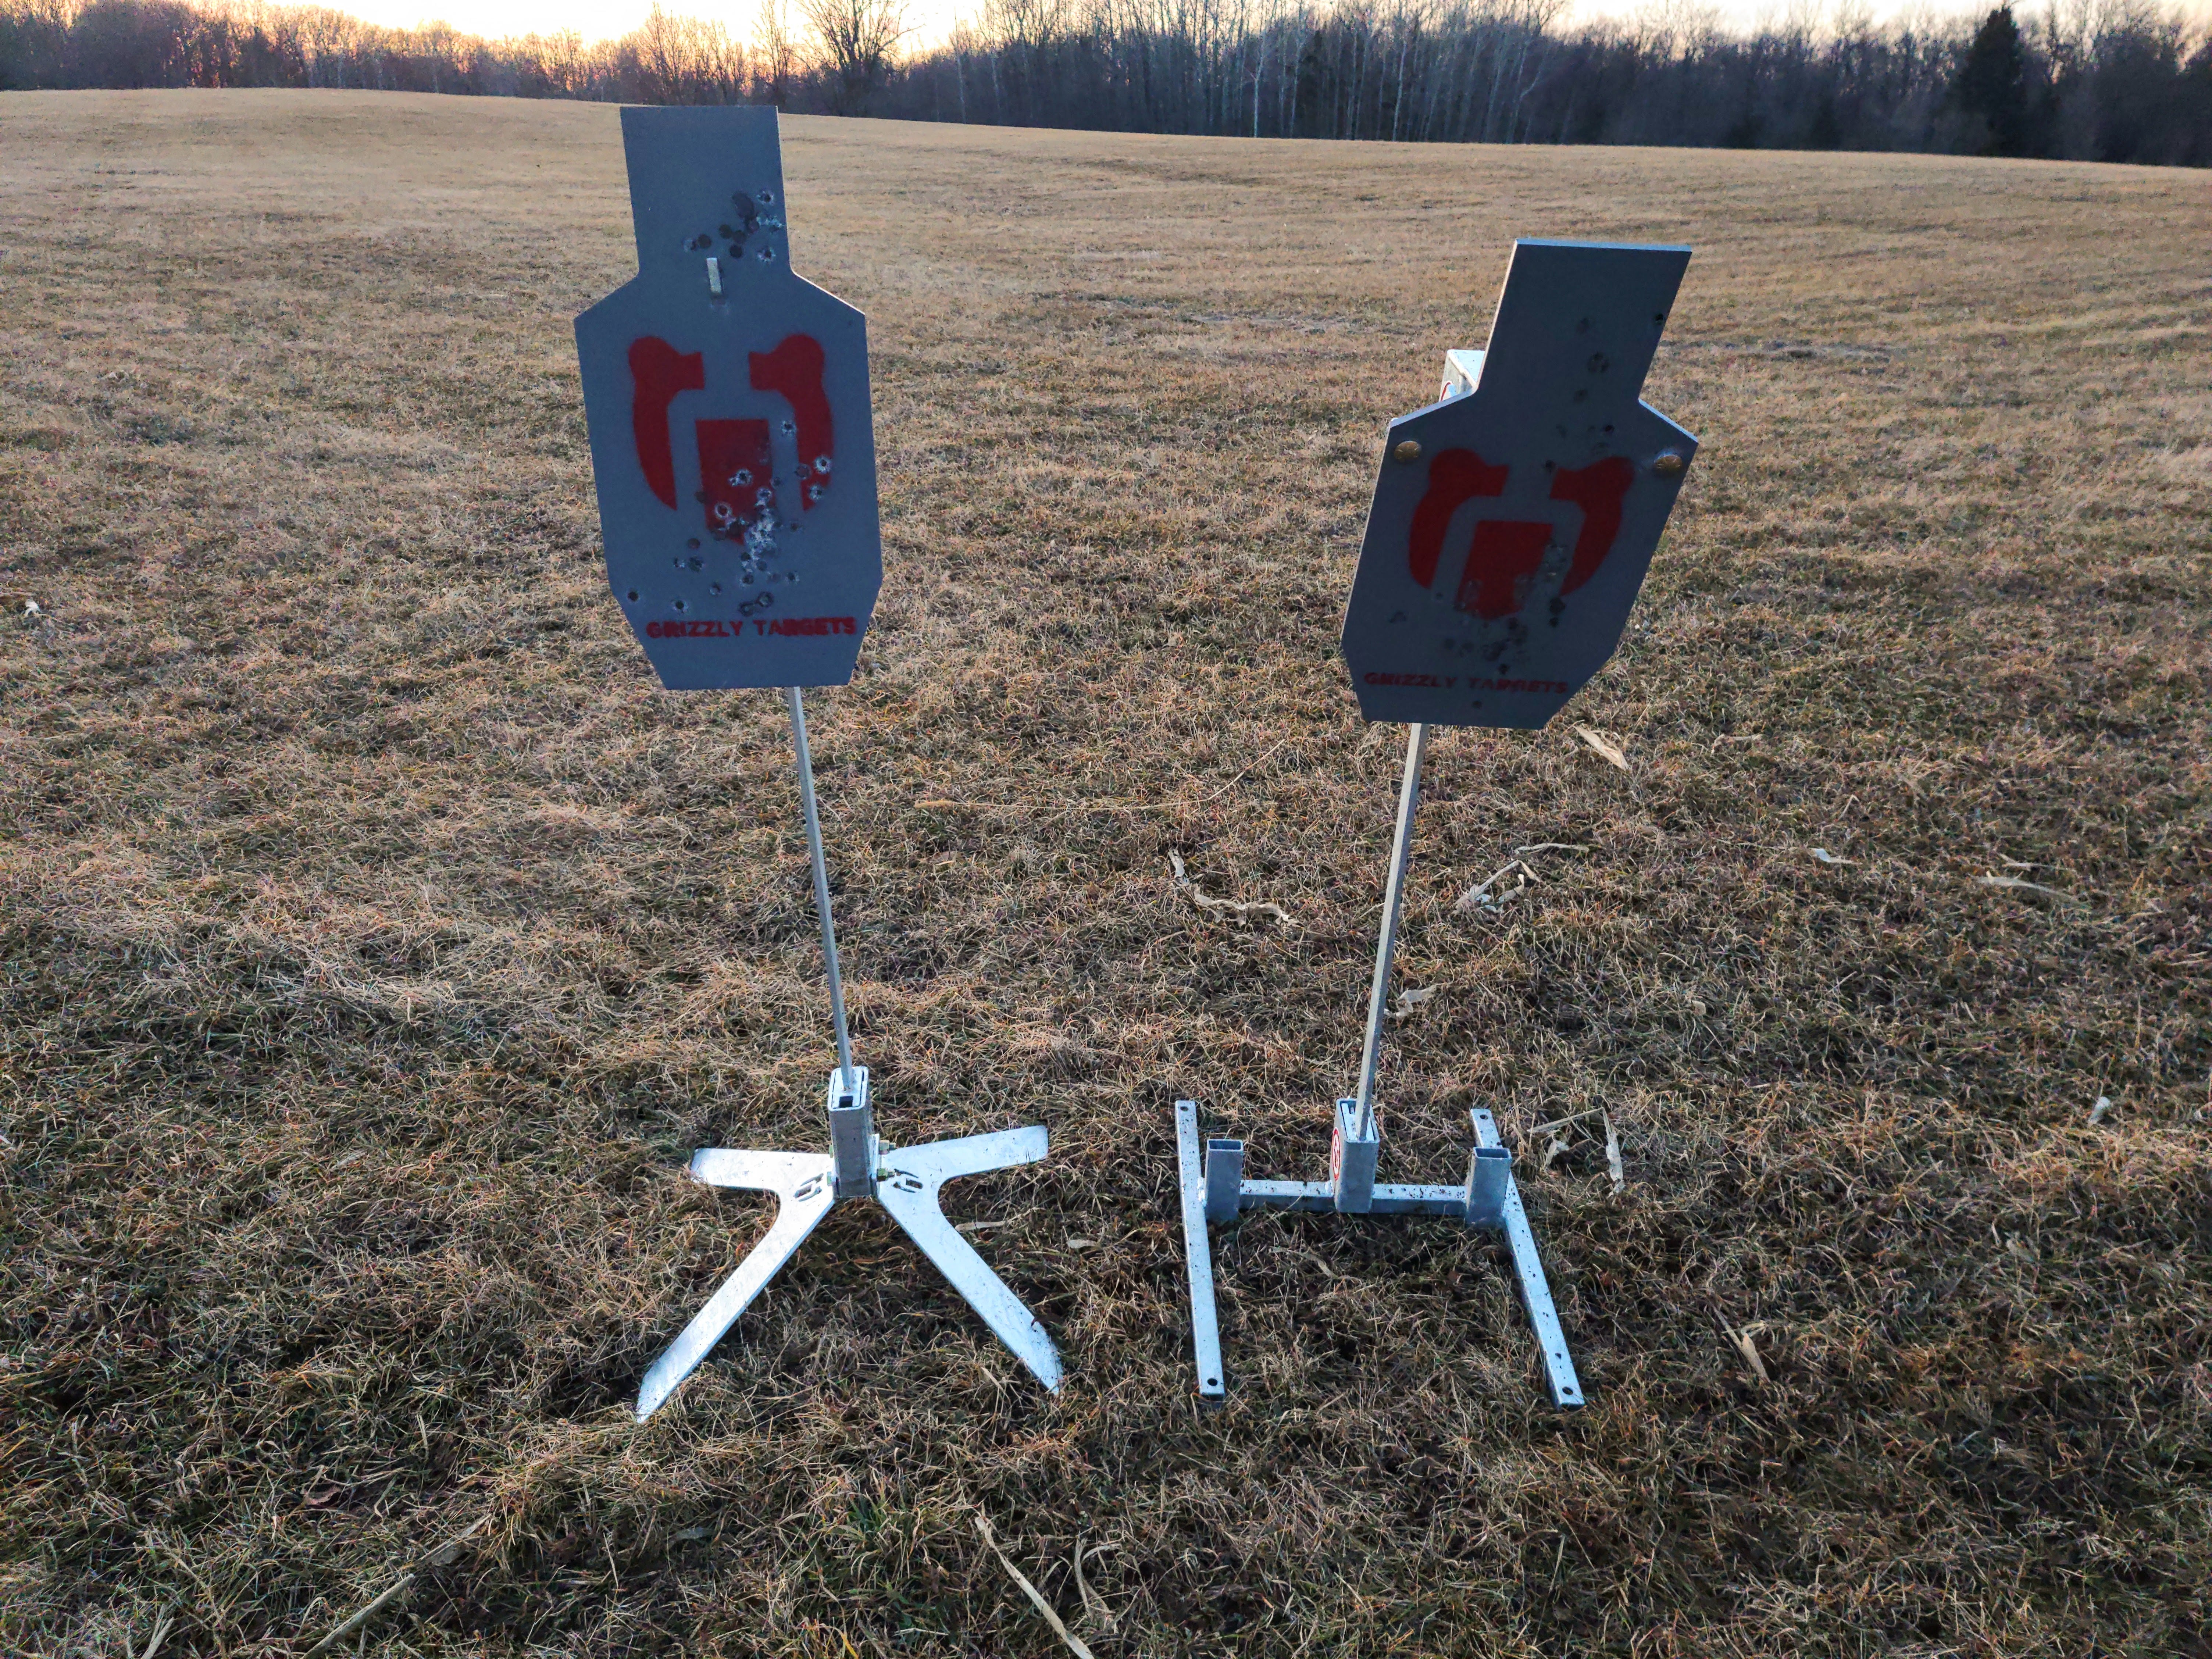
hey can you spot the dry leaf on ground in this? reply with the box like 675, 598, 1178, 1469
1574, 726, 1630, 771
1386, 985, 1436, 1020
1979, 872, 2067, 898
1722, 1320, 1773, 1387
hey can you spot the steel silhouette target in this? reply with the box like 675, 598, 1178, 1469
1176, 240, 1701, 1410
575, 111, 1062, 1421
576, 106, 880, 690
1341, 239, 1697, 730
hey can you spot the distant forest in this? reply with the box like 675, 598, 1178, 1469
3, 0, 2209, 164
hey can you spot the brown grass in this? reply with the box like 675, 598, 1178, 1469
3, 88, 2209, 1658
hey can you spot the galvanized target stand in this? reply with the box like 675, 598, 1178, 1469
576, 108, 1062, 1421
1175, 240, 1700, 1407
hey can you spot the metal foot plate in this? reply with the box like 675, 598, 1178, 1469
636, 1149, 836, 1421
1173, 1101, 1225, 1399
1471, 1109, 1584, 1409
877, 1126, 1063, 1392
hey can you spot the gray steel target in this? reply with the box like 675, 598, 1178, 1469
1341, 239, 1697, 729
1177, 240, 1702, 1410
576, 106, 880, 689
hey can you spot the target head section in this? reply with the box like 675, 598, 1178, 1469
1340, 240, 1697, 729
576, 108, 880, 689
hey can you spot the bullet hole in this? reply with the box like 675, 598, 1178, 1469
627, 589, 639, 602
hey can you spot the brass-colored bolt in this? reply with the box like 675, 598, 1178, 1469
1653, 451, 1687, 477
1392, 439, 1422, 465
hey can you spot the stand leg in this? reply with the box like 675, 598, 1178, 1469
636, 1150, 837, 1421
1174, 1101, 1226, 1399
877, 1127, 1063, 1392
1471, 1109, 1584, 1408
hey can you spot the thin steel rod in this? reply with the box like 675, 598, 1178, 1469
1353, 722, 1428, 1139
785, 686, 855, 1096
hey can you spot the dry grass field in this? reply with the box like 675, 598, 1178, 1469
3, 88, 2209, 1658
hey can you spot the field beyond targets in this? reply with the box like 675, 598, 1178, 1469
2, 89, 2208, 1657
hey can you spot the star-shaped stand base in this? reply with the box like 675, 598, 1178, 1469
637, 1067, 1063, 1420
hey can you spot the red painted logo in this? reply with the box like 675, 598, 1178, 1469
1408, 450, 1635, 619
628, 338, 706, 510
628, 333, 834, 541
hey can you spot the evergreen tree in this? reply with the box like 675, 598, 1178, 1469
1953, 5, 2034, 156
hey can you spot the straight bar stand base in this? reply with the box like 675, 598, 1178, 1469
636, 1066, 1063, 1419
1174, 1099, 1584, 1409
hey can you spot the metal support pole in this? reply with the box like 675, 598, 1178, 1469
785, 686, 855, 1100
1353, 722, 1428, 1139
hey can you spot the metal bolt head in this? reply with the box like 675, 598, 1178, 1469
1392, 439, 1422, 465
1653, 451, 1687, 477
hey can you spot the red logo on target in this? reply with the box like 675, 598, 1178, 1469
1407, 451, 1634, 621
627, 332, 836, 546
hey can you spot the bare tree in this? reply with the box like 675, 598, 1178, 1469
754, 0, 797, 104
799, 0, 907, 111
3, 0, 2207, 164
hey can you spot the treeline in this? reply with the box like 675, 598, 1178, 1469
0, 0, 759, 101
3, 0, 2209, 165
913, 0, 2212, 161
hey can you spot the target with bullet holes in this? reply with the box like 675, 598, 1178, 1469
1340, 240, 1698, 730
576, 107, 880, 690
